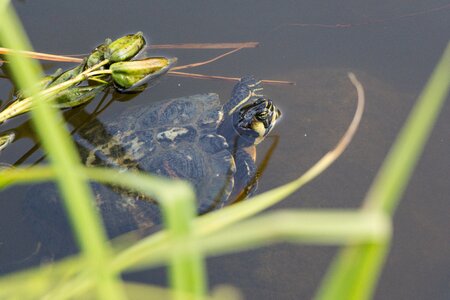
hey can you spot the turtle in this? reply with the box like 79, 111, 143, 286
25, 75, 281, 258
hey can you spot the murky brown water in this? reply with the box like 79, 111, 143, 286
1, 1, 449, 299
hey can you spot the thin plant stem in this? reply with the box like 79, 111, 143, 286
0, 46, 83, 62
0, 59, 109, 122
0, 42, 259, 62
171, 48, 243, 71
168, 71, 295, 85
0, 1, 125, 299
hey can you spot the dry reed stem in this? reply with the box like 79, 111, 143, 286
169, 71, 295, 86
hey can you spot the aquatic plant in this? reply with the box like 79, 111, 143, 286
0, 31, 174, 124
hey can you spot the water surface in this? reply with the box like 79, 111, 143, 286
0, 1, 449, 299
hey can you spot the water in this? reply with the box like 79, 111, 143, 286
1, 1, 449, 299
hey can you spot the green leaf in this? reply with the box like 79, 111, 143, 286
53, 84, 107, 108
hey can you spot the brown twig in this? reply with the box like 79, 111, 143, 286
168, 71, 295, 86
0, 47, 245, 71
172, 48, 244, 71
0, 42, 294, 85
271, 3, 450, 32
52, 42, 261, 58
149, 42, 259, 49
334, 73, 365, 155
0, 42, 259, 62
0, 47, 82, 63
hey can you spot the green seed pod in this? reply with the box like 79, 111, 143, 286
110, 57, 176, 92
105, 32, 146, 63
53, 84, 108, 108
86, 45, 107, 69
86, 50, 103, 69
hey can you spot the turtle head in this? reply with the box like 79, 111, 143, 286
220, 96, 281, 148
233, 97, 281, 145
219, 76, 281, 148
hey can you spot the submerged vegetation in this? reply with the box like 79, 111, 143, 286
0, 1, 449, 299
0, 31, 174, 124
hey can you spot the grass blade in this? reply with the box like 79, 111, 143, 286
316, 42, 450, 300
364, 42, 450, 214
0, 1, 125, 299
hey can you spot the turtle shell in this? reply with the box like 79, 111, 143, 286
77, 93, 237, 228
25, 93, 239, 255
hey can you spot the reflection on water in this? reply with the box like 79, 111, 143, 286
0, 1, 449, 299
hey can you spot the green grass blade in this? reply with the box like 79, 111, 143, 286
195, 210, 390, 256
316, 42, 450, 300
316, 242, 390, 300
0, 209, 389, 299
163, 192, 206, 300
112, 210, 389, 273
0, 165, 54, 188
364, 42, 450, 214
0, 165, 391, 299
0, 1, 124, 299
84, 168, 207, 299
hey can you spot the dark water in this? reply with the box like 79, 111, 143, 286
1, 1, 449, 299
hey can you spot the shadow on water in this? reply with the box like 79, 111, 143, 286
0, 1, 449, 299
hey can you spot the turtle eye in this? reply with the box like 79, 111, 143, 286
256, 110, 268, 121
